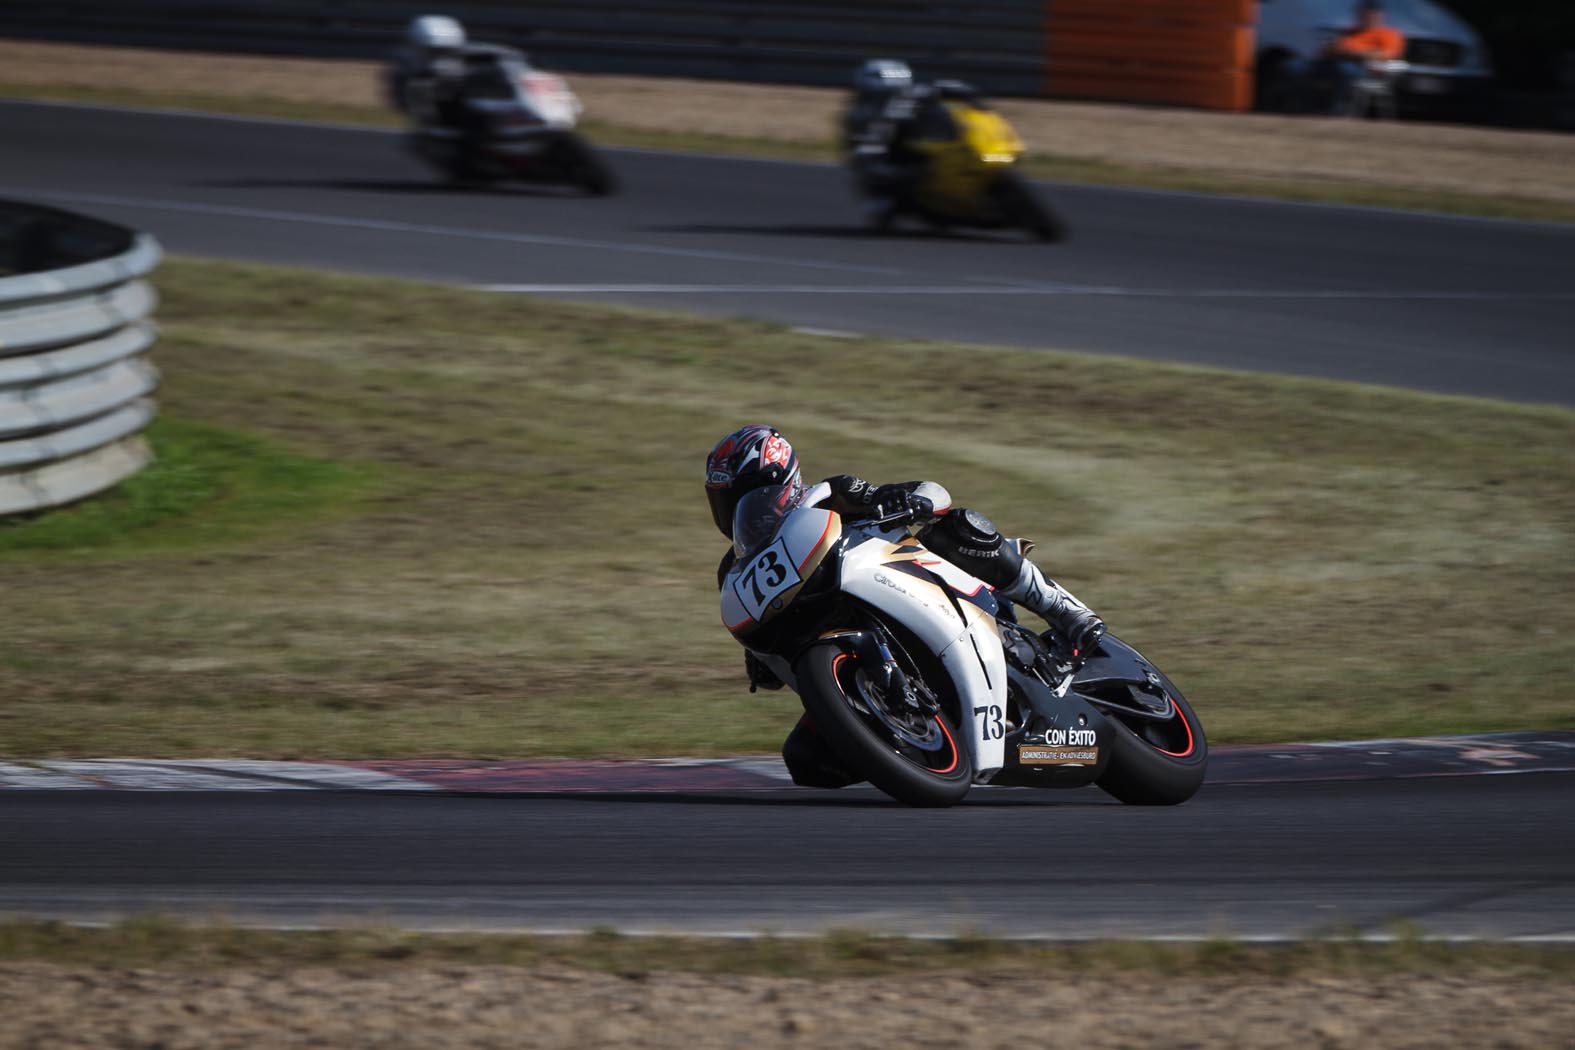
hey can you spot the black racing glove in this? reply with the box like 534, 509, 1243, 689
824, 476, 934, 525
824, 474, 877, 514
871, 484, 934, 525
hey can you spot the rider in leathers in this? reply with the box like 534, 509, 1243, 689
706, 424, 1106, 788
387, 15, 471, 131
845, 61, 990, 225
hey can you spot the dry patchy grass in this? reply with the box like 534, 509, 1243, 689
0, 257, 1571, 757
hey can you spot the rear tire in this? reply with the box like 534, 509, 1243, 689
1095, 673, 1207, 805
558, 136, 618, 196
795, 642, 972, 807
994, 174, 1066, 243
575, 155, 618, 197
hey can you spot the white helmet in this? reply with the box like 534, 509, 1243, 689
853, 58, 913, 94
406, 14, 467, 50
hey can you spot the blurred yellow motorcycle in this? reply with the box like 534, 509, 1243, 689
851, 89, 1066, 242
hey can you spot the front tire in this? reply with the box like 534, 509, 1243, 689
795, 643, 972, 807
1095, 670, 1207, 805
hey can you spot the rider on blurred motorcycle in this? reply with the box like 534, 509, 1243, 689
705, 425, 1106, 784
387, 15, 471, 130
844, 60, 990, 223
843, 58, 913, 152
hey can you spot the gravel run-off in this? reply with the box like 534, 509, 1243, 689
3, 963, 1574, 1049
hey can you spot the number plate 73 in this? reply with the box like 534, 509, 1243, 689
732, 538, 802, 621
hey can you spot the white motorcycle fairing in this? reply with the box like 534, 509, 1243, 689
721, 483, 1008, 782
837, 530, 1008, 780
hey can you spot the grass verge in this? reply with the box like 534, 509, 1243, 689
1, 256, 1571, 757
0, 417, 381, 556
2, 917, 1571, 979
7, 81, 1574, 224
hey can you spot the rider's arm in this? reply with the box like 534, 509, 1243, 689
861, 94, 917, 153
820, 475, 951, 520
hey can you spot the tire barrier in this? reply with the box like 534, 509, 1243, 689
5, 0, 1256, 110
0, 202, 161, 518
1046, 0, 1257, 112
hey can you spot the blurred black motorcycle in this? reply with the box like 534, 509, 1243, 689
398, 44, 617, 196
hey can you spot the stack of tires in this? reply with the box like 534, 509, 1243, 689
0, 202, 160, 517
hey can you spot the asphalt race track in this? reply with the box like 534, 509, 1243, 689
4, 100, 1574, 939
2, 774, 1572, 939
4, 99, 1574, 404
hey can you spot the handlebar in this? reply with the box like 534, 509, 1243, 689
849, 508, 922, 530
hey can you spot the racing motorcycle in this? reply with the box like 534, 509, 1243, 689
850, 93, 1064, 242
402, 44, 617, 196
721, 482, 1206, 807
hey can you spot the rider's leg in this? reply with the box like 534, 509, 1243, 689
996, 541, 1106, 658
920, 509, 1106, 657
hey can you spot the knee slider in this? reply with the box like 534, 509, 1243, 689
920, 508, 1023, 589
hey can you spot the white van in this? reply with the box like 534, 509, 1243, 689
1255, 0, 1494, 114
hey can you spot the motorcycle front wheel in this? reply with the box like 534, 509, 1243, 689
796, 642, 972, 807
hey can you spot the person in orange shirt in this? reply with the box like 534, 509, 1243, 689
1328, 1, 1406, 63
1313, 0, 1407, 114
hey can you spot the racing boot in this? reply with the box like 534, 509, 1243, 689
998, 550, 1106, 660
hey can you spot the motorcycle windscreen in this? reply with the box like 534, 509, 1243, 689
732, 483, 804, 561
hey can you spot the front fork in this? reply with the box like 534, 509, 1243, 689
846, 631, 931, 714
813, 625, 1007, 782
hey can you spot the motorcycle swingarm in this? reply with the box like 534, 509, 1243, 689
1066, 633, 1175, 719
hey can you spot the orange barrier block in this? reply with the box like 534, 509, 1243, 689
1048, 27, 1254, 69
1050, 70, 1253, 111
1050, 0, 1256, 23
1043, 0, 1258, 111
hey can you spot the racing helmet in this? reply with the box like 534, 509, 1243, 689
704, 424, 803, 538
853, 58, 913, 95
406, 14, 468, 50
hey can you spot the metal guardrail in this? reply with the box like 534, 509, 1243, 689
3, 0, 1052, 96
0, 202, 161, 518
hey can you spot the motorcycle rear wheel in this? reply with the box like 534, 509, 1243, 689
574, 155, 618, 197
555, 136, 618, 196
796, 642, 973, 807
993, 174, 1067, 243
1094, 670, 1208, 805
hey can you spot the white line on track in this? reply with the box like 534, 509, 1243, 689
18, 917, 1575, 942
7, 186, 1569, 303
478, 282, 1575, 301
0, 187, 911, 278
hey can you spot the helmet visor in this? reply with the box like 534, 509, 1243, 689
731, 484, 803, 560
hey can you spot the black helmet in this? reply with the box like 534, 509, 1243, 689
853, 58, 913, 95
704, 424, 803, 538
